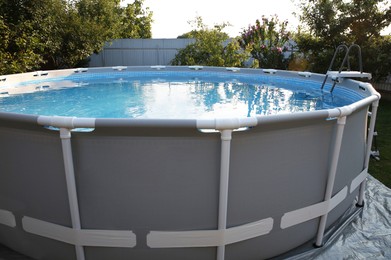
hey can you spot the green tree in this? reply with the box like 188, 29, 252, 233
40, 0, 124, 68
171, 17, 251, 67
0, 18, 43, 75
0, 0, 45, 74
295, 0, 391, 81
119, 0, 153, 38
239, 16, 292, 69
0, 0, 153, 73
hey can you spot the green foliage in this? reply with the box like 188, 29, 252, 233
0, 1, 44, 74
369, 99, 391, 188
119, 0, 153, 38
295, 0, 391, 81
0, 21, 43, 74
239, 16, 292, 69
171, 17, 251, 67
0, 0, 153, 73
39, 0, 124, 68
361, 36, 391, 82
177, 30, 199, 39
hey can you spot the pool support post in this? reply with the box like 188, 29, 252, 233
60, 128, 85, 260
315, 116, 347, 247
217, 129, 233, 260
357, 99, 379, 207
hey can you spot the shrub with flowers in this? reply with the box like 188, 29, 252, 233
240, 16, 291, 69
171, 16, 252, 67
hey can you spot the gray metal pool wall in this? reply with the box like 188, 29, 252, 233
0, 67, 380, 260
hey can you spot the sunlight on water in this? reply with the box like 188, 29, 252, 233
0, 74, 360, 119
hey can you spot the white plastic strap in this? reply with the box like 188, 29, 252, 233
34, 71, 48, 76
298, 71, 312, 77
188, 65, 203, 70
112, 66, 127, 71
350, 168, 368, 193
281, 186, 347, 229
74, 68, 88, 73
150, 65, 166, 70
226, 67, 240, 72
0, 91, 9, 97
22, 216, 136, 248
0, 209, 16, 228
263, 69, 277, 74
147, 218, 273, 248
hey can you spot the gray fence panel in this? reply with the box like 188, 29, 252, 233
89, 39, 195, 67
373, 82, 391, 92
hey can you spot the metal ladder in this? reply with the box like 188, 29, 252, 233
321, 44, 371, 93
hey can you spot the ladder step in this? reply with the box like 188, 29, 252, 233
327, 71, 372, 80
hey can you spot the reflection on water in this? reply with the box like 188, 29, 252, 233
137, 79, 327, 119
0, 76, 354, 119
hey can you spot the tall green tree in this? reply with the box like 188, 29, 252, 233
295, 0, 391, 81
0, 17, 43, 74
119, 0, 153, 38
171, 17, 251, 67
0, 0, 45, 74
40, 0, 124, 68
0, 0, 153, 74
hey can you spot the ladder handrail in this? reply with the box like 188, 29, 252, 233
328, 44, 349, 72
321, 44, 349, 90
338, 44, 363, 74
321, 44, 365, 92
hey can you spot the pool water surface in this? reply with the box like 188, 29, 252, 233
0, 72, 363, 119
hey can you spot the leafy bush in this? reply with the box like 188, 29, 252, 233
171, 17, 252, 67
239, 16, 292, 69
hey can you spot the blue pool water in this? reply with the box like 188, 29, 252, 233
0, 71, 363, 119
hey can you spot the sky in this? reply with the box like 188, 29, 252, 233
123, 0, 300, 38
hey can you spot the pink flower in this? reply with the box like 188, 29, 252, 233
276, 47, 282, 53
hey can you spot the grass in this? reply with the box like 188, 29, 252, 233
368, 96, 391, 188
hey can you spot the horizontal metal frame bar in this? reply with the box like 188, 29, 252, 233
29, 94, 378, 130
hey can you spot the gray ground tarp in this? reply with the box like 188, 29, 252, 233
283, 174, 391, 260
0, 175, 390, 260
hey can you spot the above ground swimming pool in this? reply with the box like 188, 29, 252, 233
0, 66, 380, 260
